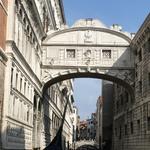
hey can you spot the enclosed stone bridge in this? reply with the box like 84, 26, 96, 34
41, 19, 135, 96
75, 140, 96, 149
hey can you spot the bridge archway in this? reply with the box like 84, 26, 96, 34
42, 70, 134, 100
41, 18, 135, 98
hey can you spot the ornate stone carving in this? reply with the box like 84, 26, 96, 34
84, 30, 93, 43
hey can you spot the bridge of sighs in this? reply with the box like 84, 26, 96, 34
41, 19, 135, 97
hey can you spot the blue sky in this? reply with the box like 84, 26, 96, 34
63, 0, 150, 120
63, 0, 150, 32
73, 79, 101, 120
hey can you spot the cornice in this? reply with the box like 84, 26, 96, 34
131, 13, 150, 45
42, 43, 130, 47
44, 27, 131, 43
24, 0, 46, 39
58, 0, 66, 24
45, 0, 57, 30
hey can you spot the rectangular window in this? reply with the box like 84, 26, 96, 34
125, 91, 129, 103
102, 49, 111, 59
147, 117, 150, 131
66, 49, 75, 58
137, 120, 140, 133
120, 94, 124, 106
115, 127, 117, 136
125, 124, 128, 135
116, 101, 119, 112
20, 78, 22, 92
148, 73, 150, 86
130, 122, 133, 134
139, 81, 142, 93
16, 73, 18, 89
119, 126, 122, 139
11, 68, 13, 87
24, 81, 26, 95
148, 38, 150, 52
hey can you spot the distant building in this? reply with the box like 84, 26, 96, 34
87, 113, 96, 140
79, 113, 96, 141
79, 120, 88, 140
72, 106, 78, 143
95, 96, 103, 148
76, 115, 80, 141
95, 81, 113, 149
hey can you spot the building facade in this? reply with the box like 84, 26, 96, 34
44, 79, 75, 149
0, 0, 8, 149
72, 106, 78, 143
86, 113, 96, 140
112, 13, 150, 150
0, 0, 73, 149
113, 83, 131, 150
95, 81, 113, 149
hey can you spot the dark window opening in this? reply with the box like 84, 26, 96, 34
147, 117, 150, 131
125, 124, 128, 135
66, 49, 76, 58
131, 122, 133, 134
102, 49, 111, 59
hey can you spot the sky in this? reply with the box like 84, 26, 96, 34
63, 0, 150, 120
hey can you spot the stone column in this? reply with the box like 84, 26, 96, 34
6, 0, 16, 41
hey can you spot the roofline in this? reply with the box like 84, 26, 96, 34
58, 0, 66, 24
131, 13, 150, 44
44, 27, 131, 43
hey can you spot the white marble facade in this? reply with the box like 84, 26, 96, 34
2, 0, 68, 149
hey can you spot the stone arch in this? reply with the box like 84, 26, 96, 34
42, 70, 134, 101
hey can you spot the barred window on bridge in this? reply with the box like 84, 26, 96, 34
102, 49, 111, 59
